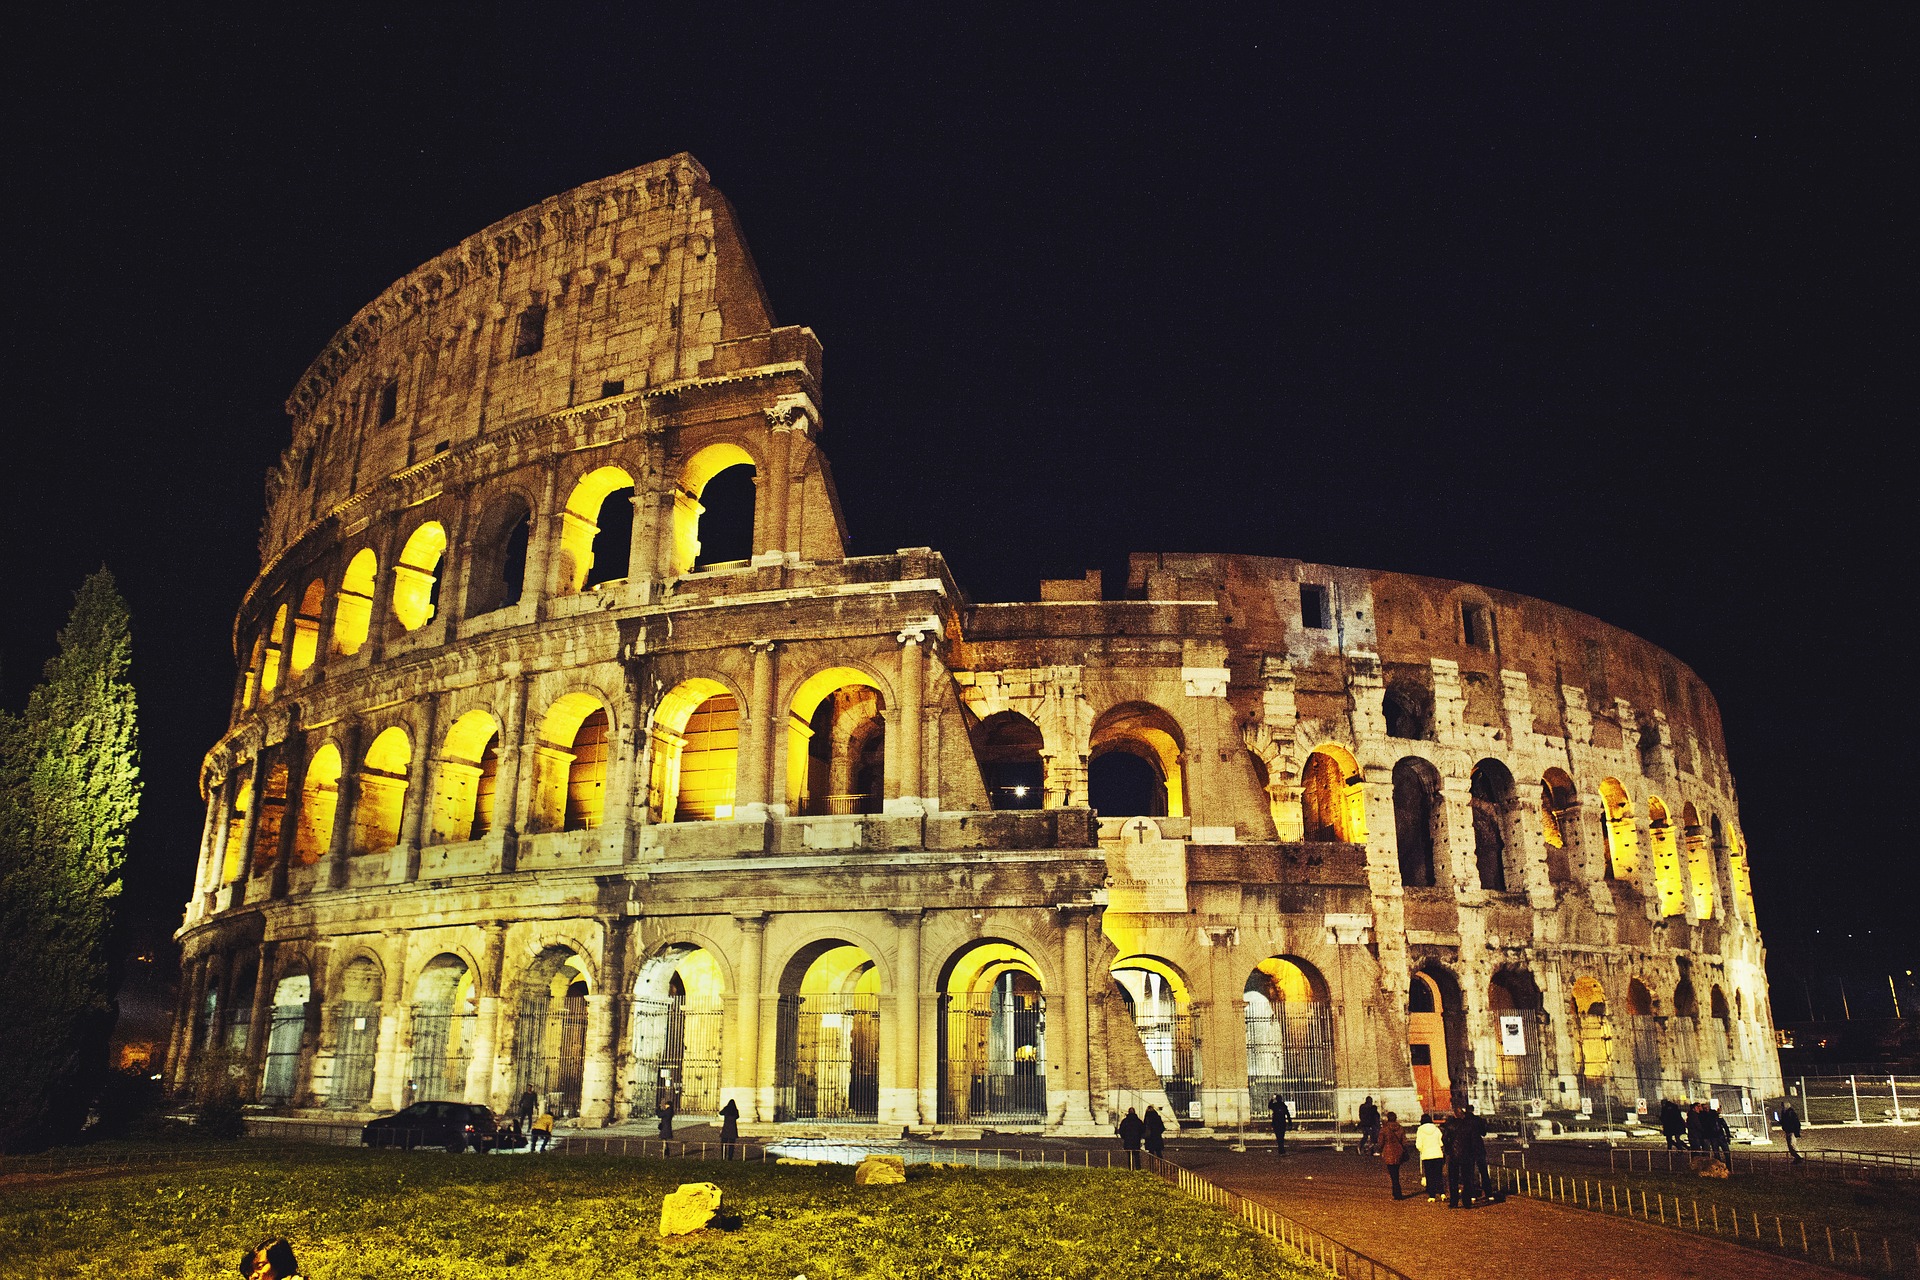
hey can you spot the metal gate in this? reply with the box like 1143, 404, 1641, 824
258, 1004, 306, 1105
1133, 1007, 1200, 1121
407, 1002, 475, 1102
331, 1000, 379, 1108
512, 992, 589, 1115
940, 988, 1047, 1124
1488, 1010, 1550, 1111
774, 993, 879, 1121
1627, 1015, 1663, 1105
1245, 1003, 1335, 1120
630, 995, 724, 1117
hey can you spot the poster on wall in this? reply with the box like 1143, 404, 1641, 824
1498, 1015, 1527, 1057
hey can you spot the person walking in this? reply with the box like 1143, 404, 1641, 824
719, 1098, 741, 1159
1461, 1101, 1493, 1201
1712, 1108, 1735, 1168
1415, 1112, 1446, 1202
1778, 1102, 1804, 1161
516, 1087, 537, 1134
1269, 1095, 1291, 1156
1378, 1110, 1409, 1200
656, 1090, 676, 1142
1661, 1098, 1687, 1150
1686, 1101, 1712, 1161
1142, 1105, 1166, 1159
529, 1108, 554, 1153
1444, 1110, 1478, 1208
1358, 1095, 1380, 1155
1118, 1106, 1145, 1168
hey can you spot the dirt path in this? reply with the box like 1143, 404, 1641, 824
1170, 1144, 1851, 1280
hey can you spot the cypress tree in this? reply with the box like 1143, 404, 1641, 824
0, 569, 142, 1151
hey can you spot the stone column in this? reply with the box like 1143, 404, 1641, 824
1200, 926, 1247, 1128
270, 735, 306, 900
244, 943, 277, 1099
400, 695, 440, 881
371, 932, 409, 1112
578, 995, 617, 1126
730, 913, 767, 1120
739, 640, 776, 818
755, 408, 798, 562
490, 675, 532, 873
207, 776, 235, 905
1055, 905, 1098, 1128
325, 722, 363, 891
466, 923, 507, 1107
884, 908, 923, 1126
166, 955, 206, 1091
888, 623, 933, 814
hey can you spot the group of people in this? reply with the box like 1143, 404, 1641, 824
1115, 1105, 1169, 1166
1374, 1100, 1495, 1206
1658, 1098, 1744, 1165
510, 1088, 557, 1151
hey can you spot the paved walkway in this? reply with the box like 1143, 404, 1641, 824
1169, 1143, 1850, 1280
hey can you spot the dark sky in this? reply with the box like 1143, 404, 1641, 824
2, 11, 1910, 1001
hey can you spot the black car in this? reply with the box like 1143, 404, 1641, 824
361, 1101, 499, 1152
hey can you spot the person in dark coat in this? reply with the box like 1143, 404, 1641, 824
1357, 1096, 1380, 1155
1118, 1106, 1145, 1168
1686, 1102, 1713, 1157
1142, 1105, 1166, 1158
1711, 1109, 1734, 1166
1377, 1111, 1409, 1200
1269, 1095, 1291, 1156
1778, 1102, 1804, 1161
656, 1091, 676, 1142
1660, 1099, 1687, 1149
1461, 1102, 1493, 1201
516, 1087, 538, 1132
1444, 1110, 1478, 1207
719, 1098, 740, 1158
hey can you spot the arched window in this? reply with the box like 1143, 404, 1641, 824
289, 580, 325, 674
512, 948, 592, 1115
1570, 974, 1609, 1082
260, 606, 288, 698
557, 467, 637, 595
1726, 823, 1756, 923
251, 757, 289, 872
973, 711, 1044, 809
241, 636, 263, 711
465, 499, 533, 617
1647, 797, 1685, 916
781, 940, 883, 1122
1244, 956, 1336, 1120
1088, 703, 1186, 818
331, 957, 382, 1106
1300, 746, 1365, 842
295, 743, 342, 864
1538, 769, 1576, 848
566, 710, 610, 831
789, 672, 885, 817
333, 548, 378, 655
1391, 757, 1440, 887
645, 678, 741, 823
529, 694, 610, 833
432, 711, 501, 844
351, 727, 411, 855
672, 443, 757, 575
391, 521, 448, 632
1682, 803, 1715, 919
1637, 720, 1663, 775
1382, 681, 1431, 740
1597, 777, 1638, 880
1469, 759, 1520, 893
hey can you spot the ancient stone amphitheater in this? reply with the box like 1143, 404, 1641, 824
167, 155, 1781, 1136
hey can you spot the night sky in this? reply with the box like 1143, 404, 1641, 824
2, 12, 1910, 1012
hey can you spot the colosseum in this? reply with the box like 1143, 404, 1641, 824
166, 154, 1782, 1138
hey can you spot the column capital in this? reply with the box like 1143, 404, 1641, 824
732, 910, 769, 931
897, 615, 943, 645
885, 906, 926, 926
764, 393, 818, 433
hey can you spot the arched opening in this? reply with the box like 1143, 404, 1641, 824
645, 678, 740, 823
528, 694, 610, 834
1406, 966, 1469, 1114
1683, 803, 1716, 919
1088, 703, 1185, 818
1382, 681, 1431, 740
672, 442, 758, 576
1391, 757, 1441, 887
333, 548, 378, 655
1726, 823, 1756, 924
1112, 957, 1198, 1121
1488, 968, 1548, 1106
351, 728, 411, 855
1470, 758, 1520, 893
557, 466, 637, 594
1301, 745, 1366, 842
1637, 721, 1663, 775
1709, 986, 1734, 1060
295, 743, 342, 864
226, 959, 259, 1059
260, 605, 288, 698
289, 580, 325, 674
222, 776, 251, 883
259, 972, 310, 1106
1597, 777, 1638, 881
408, 955, 476, 1104
776, 942, 881, 1122
1244, 957, 1335, 1121
391, 521, 448, 632
431, 711, 501, 844
787, 668, 885, 817
1647, 797, 1685, 916
1625, 977, 1661, 1102
241, 636, 262, 711
940, 941, 1045, 1125
465, 498, 533, 617
511, 948, 591, 1116
330, 957, 382, 1109
973, 711, 1044, 810
1672, 976, 1701, 1086
1570, 974, 1611, 1090
1538, 769, 1577, 882
629, 946, 726, 1119
250, 757, 290, 873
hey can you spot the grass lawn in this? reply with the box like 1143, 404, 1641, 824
0, 1144, 1328, 1280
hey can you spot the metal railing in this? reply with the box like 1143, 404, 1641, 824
1790, 1074, 1920, 1125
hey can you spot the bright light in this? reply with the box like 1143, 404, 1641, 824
1011, 785, 1029, 798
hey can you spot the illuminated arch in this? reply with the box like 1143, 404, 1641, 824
775, 939, 883, 1122
1597, 777, 1638, 880
333, 548, 378, 655
1539, 769, 1577, 848
1570, 974, 1610, 1081
289, 579, 325, 674
1089, 702, 1186, 818
529, 692, 611, 833
1407, 964, 1470, 1114
221, 773, 252, 883
1112, 954, 1199, 1117
510, 945, 593, 1114
630, 944, 728, 1116
295, 742, 342, 864
250, 756, 290, 872
557, 466, 637, 594
672, 441, 759, 575
241, 635, 263, 711
408, 954, 478, 1102
787, 666, 887, 816
391, 520, 449, 632
647, 677, 741, 823
1301, 744, 1366, 842
1725, 822, 1756, 923
939, 939, 1046, 1124
1646, 796, 1685, 916
431, 710, 501, 844
260, 605, 288, 697
351, 727, 411, 855
1244, 956, 1335, 1119
1682, 803, 1716, 919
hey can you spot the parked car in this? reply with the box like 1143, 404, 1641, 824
361, 1101, 499, 1152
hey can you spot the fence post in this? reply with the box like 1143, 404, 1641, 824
1851, 1074, 1862, 1124
1892, 1076, 1902, 1123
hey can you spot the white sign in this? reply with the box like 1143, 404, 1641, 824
1498, 1015, 1527, 1056
1709, 1097, 1721, 1112
1580, 1096, 1593, 1117
1636, 1097, 1648, 1115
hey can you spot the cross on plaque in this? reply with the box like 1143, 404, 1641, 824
1126, 818, 1156, 845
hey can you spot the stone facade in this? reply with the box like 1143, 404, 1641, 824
168, 155, 1781, 1135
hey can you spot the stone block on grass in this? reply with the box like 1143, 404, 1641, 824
854, 1155, 907, 1186
660, 1182, 725, 1236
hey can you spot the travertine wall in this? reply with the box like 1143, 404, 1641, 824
171, 156, 1780, 1137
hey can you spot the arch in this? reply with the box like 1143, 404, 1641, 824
1391, 757, 1442, 888
1301, 745, 1366, 842
289, 579, 325, 675
1112, 955, 1199, 1117
431, 710, 501, 844
1539, 768, 1577, 849
1637, 720, 1663, 775
464, 493, 534, 617
939, 940, 1046, 1124
646, 676, 742, 823
241, 635, 263, 710
1470, 758, 1521, 893
528, 692, 611, 834
259, 970, 312, 1105
1597, 777, 1638, 880
1382, 680, 1431, 741
1682, 802, 1715, 919
1726, 822, 1756, 923
788, 666, 887, 816
250, 756, 290, 873
295, 742, 342, 864
351, 727, 411, 855
1625, 978, 1656, 1016
329, 955, 383, 1107
1089, 702, 1186, 818
1488, 967, 1549, 1099
259, 605, 288, 698
408, 954, 477, 1103
629, 944, 727, 1117
775, 940, 882, 1122
1569, 974, 1610, 1083
391, 520, 448, 632
672, 441, 759, 576
221, 774, 251, 883
558, 465, 637, 594
1709, 985, 1734, 1057
1244, 956, 1335, 1120
333, 548, 378, 655
1673, 977, 1699, 1019
1406, 965, 1470, 1114
1623, 977, 1661, 1102
510, 944, 592, 1115
974, 711, 1044, 810
1646, 796, 1685, 916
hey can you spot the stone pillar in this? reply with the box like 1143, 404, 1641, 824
526, 463, 561, 617
244, 943, 277, 1099
207, 776, 235, 903
467, 923, 508, 1108
371, 933, 409, 1112
578, 995, 617, 1126
887, 622, 934, 814
325, 722, 363, 891
490, 675, 531, 873
884, 908, 923, 1126
270, 736, 306, 900
755, 408, 798, 563
1055, 905, 1098, 1128
400, 695, 441, 879
1200, 926, 1247, 1127
738, 640, 776, 818
166, 955, 206, 1091
730, 912, 767, 1120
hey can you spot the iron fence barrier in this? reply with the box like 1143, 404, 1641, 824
1488, 1158, 1920, 1277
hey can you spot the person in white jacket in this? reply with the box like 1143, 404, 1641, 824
1414, 1113, 1447, 1203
